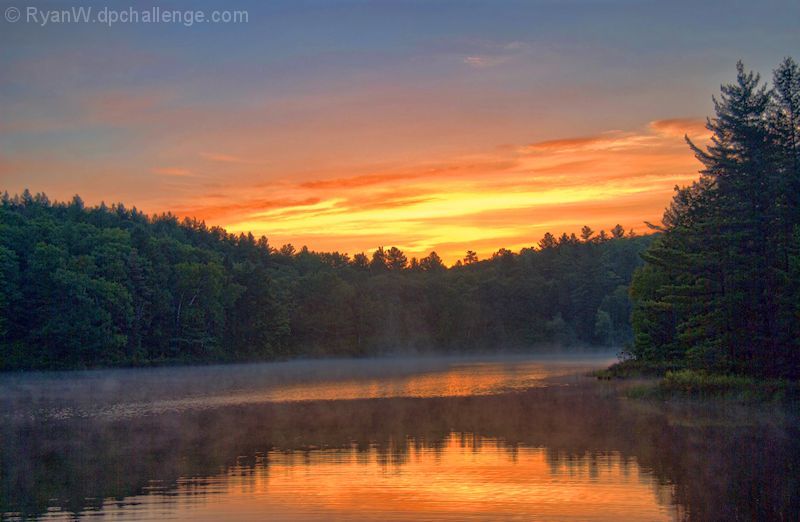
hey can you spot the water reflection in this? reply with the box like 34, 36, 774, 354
0, 356, 797, 520
0, 355, 608, 420
54, 438, 671, 521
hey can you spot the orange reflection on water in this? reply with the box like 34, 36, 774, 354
87, 434, 676, 521
96, 359, 601, 418
264, 360, 558, 402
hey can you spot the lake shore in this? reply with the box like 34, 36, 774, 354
3, 354, 797, 521
596, 359, 800, 403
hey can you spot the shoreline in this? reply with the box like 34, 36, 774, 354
596, 360, 800, 403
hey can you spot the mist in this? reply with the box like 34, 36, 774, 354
0, 350, 618, 421
1, 353, 795, 521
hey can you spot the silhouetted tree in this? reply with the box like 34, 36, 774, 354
369, 247, 388, 272
630, 58, 800, 378
420, 251, 445, 271
386, 247, 408, 270
279, 244, 296, 257
538, 233, 557, 249
351, 252, 369, 270
0, 192, 651, 370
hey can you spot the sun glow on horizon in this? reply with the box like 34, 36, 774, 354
0, 116, 708, 264
168, 118, 709, 263
2, 0, 793, 264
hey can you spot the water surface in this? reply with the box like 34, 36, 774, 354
1, 354, 797, 520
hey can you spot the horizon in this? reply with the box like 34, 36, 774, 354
1, 187, 655, 263
2, 0, 798, 262
2, 5, 799, 520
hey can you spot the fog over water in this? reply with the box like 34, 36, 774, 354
0, 353, 615, 420
1, 354, 797, 521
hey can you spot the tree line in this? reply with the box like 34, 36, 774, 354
629, 58, 800, 378
0, 191, 650, 370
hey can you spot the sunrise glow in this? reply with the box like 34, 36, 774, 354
0, 2, 790, 262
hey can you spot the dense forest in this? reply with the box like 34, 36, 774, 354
0, 191, 650, 370
629, 57, 800, 379
7, 62, 795, 377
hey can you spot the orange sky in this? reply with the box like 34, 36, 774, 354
156, 117, 708, 262
10, 1, 790, 264
2, 115, 708, 263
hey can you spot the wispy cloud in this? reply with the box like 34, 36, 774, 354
152, 167, 192, 177
463, 55, 510, 68
524, 131, 657, 154
171, 197, 322, 221
200, 152, 252, 164
463, 40, 532, 68
211, 119, 706, 261
5, 115, 707, 263
649, 118, 711, 139
299, 160, 517, 190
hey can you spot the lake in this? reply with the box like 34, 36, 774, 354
1, 354, 797, 521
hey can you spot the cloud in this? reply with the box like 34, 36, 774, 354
152, 167, 192, 177
300, 160, 519, 190
221, 119, 704, 261
649, 118, 711, 139
200, 153, 251, 164
7, 115, 705, 264
301, 172, 424, 190
172, 196, 322, 221
524, 131, 657, 154
462, 40, 532, 68
335, 188, 438, 213
463, 55, 510, 68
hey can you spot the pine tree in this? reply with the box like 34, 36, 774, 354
631, 59, 800, 377
386, 247, 408, 270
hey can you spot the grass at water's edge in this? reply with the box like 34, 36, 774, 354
594, 360, 800, 403
593, 359, 682, 380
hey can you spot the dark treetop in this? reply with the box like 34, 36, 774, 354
0, 191, 648, 370
629, 58, 800, 379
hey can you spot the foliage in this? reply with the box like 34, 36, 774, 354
594, 358, 684, 380
0, 191, 650, 369
625, 370, 799, 403
629, 58, 800, 378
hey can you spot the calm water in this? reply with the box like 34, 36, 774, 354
0, 354, 797, 521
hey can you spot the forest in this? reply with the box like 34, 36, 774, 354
0, 191, 650, 370
2, 58, 798, 377
629, 58, 800, 379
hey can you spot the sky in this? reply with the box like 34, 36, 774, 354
1, 0, 798, 262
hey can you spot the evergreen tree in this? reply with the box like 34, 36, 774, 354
0, 192, 651, 369
631, 59, 800, 377
386, 247, 408, 271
